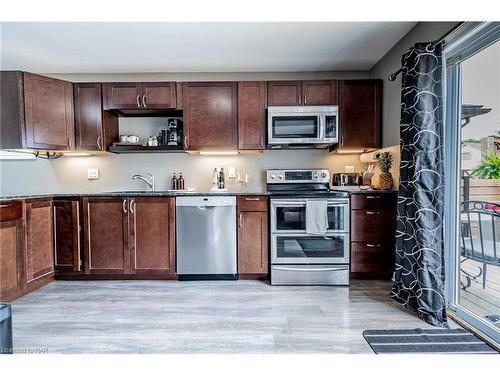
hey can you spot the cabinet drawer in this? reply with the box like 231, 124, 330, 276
0, 201, 23, 222
350, 193, 397, 210
237, 196, 268, 212
351, 242, 391, 273
351, 210, 395, 242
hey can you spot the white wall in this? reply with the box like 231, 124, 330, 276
369, 22, 459, 147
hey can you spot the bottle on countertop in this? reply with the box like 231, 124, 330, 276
218, 168, 225, 189
171, 173, 178, 190
178, 173, 185, 190
212, 167, 219, 189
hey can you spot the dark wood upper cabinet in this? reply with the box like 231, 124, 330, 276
336, 80, 382, 152
237, 196, 268, 277
103, 82, 177, 111
53, 200, 81, 274
302, 80, 337, 105
0, 201, 24, 302
74, 83, 118, 151
141, 82, 177, 109
128, 197, 175, 275
183, 82, 237, 151
24, 199, 54, 286
82, 197, 129, 275
267, 81, 302, 106
238, 81, 267, 150
0, 71, 74, 150
103, 82, 142, 110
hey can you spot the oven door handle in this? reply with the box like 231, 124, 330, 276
273, 266, 348, 272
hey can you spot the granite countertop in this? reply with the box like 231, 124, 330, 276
1, 187, 397, 200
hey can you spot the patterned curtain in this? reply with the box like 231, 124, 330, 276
391, 42, 449, 328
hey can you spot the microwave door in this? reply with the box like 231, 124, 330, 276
269, 115, 321, 144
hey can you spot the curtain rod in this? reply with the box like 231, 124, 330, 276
387, 23, 463, 81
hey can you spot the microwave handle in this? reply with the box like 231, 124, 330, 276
319, 114, 326, 141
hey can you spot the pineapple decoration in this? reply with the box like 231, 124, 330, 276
377, 151, 394, 190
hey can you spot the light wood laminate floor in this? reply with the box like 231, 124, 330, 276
10, 279, 457, 354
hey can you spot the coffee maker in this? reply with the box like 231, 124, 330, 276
166, 118, 182, 146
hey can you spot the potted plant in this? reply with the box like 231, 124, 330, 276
472, 152, 500, 179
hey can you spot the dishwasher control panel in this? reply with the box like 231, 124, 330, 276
176, 195, 236, 207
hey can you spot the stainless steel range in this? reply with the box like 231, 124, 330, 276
267, 169, 350, 285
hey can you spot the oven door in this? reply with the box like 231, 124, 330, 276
268, 112, 323, 145
271, 233, 350, 264
271, 199, 349, 233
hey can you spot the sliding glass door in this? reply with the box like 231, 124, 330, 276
445, 22, 500, 343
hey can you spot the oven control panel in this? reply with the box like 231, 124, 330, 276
266, 169, 330, 184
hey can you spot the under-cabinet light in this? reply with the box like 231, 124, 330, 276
63, 152, 92, 157
198, 151, 239, 156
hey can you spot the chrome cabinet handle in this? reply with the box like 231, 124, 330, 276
366, 211, 381, 215
184, 136, 188, 148
142, 94, 146, 108
97, 136, 101, 150
366, 243, 382, 248
129, 199, 135, 214
244, 197, 261, 201
297, 92, 301, 105
366, 195, 381, 199
304, 92, 307, 105
122, 199, 127, 214
341, 135, 344, 146
0, 204, 12, 208
239, 213, 243, 228
136, 94, 141, 108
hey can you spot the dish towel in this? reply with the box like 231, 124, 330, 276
305, 200, 328, 234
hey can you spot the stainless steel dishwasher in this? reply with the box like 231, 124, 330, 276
176, 196, 237, 280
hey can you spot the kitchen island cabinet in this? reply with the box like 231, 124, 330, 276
237, 196, 269, 278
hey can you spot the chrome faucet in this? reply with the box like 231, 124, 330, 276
132, 172, 155, 192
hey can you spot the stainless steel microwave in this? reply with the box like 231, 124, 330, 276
267, 106, 339, 149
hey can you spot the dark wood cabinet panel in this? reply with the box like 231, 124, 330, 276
238, 211, 268, 276
74, 83, 118, 151
0, 71, 26, 149
237, 196, 268, 277
351, 242, 392, 276
238, 82, 267, 150
350, 193, 397, 210
183, 82, 237, 150
0, 201, 24, 302
83, 197, 129, 275
23, 72, 74, 150
24, 199, 54, 285
141, 82, 176, 109
103, 82, 142, 110
54, 200, 81, 274
336, 80, 382, 152
302, 80, 337, 105
129, 197, 175, 275
351, 209, 395, 243
267, 81, 302, 106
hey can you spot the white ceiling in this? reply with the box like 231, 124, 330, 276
0, 22, 416, 73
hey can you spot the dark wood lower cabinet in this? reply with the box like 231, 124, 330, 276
237, 196, 269, 278
129, 197, 175, 275
24, 199, 55, 289
54, 200, 82, 274
350, 192, 397, 279
0, 201, 24, 302
83, 197, 129, 275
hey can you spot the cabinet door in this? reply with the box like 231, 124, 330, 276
103, 82, 142, 110
238, 211, 268, 275
141, 82, 177, 109
74, 83, 104, 151
129, 197, 175, 275
351, 242, 392, 276
23, 73, 74, 150
54, 200, 81, 273
337, 80, 382, 152
25, 199, 54, 285
302, 80, 337, 105
267, 81, 302, 106
183, 82, 237, 150
351, 209, 395, 243
238, 82, 267, 150
83, 197, 129, 275
0, 202, 23, 301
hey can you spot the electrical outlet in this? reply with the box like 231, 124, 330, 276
87, 168, 99, 180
